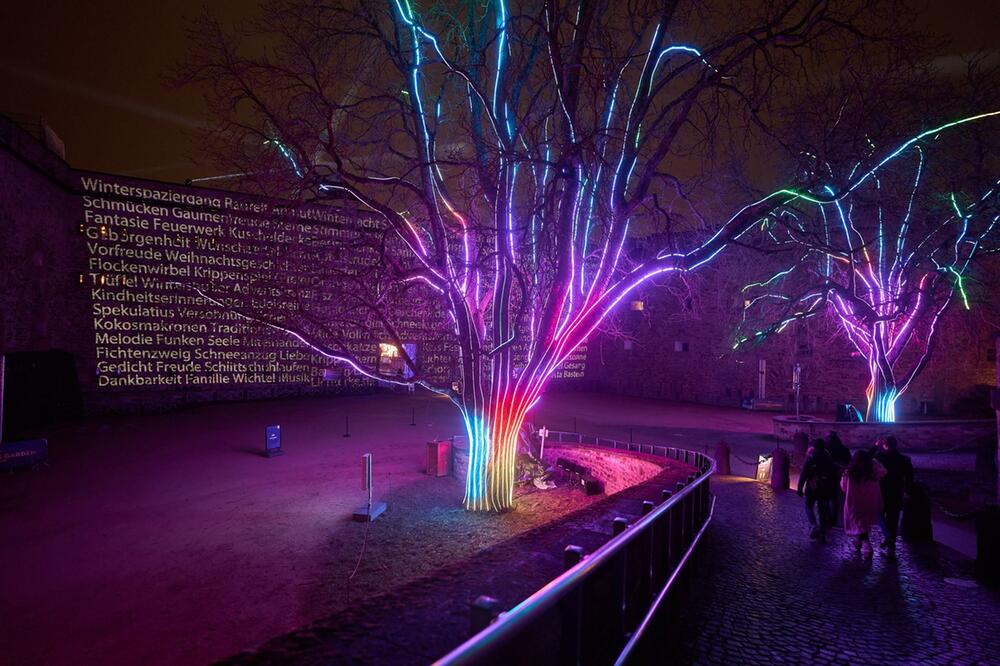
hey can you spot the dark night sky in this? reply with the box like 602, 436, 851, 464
0, 1, 252, 183
1, 1, 997, 185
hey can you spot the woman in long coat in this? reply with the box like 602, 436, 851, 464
841, 449, 887, 556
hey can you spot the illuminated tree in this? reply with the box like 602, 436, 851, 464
181, 0, 995, 508
737, 118, 1000, 422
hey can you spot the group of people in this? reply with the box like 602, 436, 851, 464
796, 432, 914, 558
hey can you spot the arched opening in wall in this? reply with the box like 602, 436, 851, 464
1, 350, 81, 440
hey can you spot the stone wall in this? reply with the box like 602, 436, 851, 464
587, 258, 999, 420
1, 119, 384, 416
772, 415, 996, 451
1, 117, 587, 419
0, 118, 94, 431
0, 119, 88, 362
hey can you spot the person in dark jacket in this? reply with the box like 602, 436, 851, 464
827, 431, 851, 466
874, 436, 914, 559
797, 439, 837, 543
826, 431, 851, 525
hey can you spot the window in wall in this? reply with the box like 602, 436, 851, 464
674, 341, 689, 352
378, 342, 405, 375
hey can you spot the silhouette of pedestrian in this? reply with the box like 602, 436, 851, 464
827, 430, 850, 525
874, 436, 914, 559
827, 431, 850, 466
798, 439, 837, 543
841, 449, 887, 557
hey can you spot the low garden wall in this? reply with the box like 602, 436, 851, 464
540, 443, 665, 494
452, 433, 685, 494
773, 415, 996, 450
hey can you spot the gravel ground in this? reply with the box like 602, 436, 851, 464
221, 455, 696, 665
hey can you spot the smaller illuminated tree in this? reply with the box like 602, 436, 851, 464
737, 122, 1000, 422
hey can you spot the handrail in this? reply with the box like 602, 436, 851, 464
435, 432, 716, 665
615, 493, 716, 665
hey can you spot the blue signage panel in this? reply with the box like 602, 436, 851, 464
265, 425, 282, 457
0, 439, 48, 470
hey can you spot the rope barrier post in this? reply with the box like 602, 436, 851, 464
976, 505, 1000, 584
769, 447, 790, 490
714, 441, 731, 475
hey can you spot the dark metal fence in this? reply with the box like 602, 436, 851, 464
435, 431, 716, 665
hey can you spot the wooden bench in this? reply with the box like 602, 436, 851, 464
556, 457, 604, 495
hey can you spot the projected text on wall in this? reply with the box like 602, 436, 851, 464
82, 175, 427, 390
79, 175, 582, 392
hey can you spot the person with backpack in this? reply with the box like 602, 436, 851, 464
841, 449, 887, 557
874, 436, 914, 559
797, 439, 837, 543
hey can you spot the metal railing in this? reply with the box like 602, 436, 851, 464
435, 431, 716, 665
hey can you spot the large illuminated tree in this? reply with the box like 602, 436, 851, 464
181, 0, 993, 508
737, 121, 1000, 422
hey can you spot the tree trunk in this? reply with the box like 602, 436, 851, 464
865, 372, 900, 423
460, 400, 530, 512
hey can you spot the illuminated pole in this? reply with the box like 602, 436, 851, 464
793, 363, 801, 420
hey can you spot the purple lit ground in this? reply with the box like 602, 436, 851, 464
1, 392, 609, 665
0, 391, 986, 664
1, 391, 691, 665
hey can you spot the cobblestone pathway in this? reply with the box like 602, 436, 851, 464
666, 477, 1000, 665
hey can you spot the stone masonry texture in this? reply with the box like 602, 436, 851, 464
588, 260, 1000, 420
